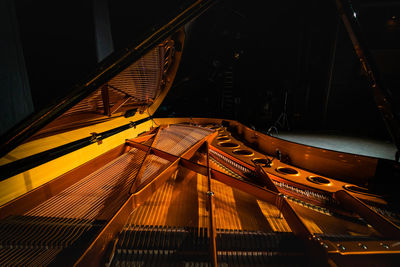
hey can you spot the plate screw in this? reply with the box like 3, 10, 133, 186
380, 243, 390, 249
337, 244, 346, 251
358, 243, 367, 250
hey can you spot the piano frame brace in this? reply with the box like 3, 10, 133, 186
126, 130, 400, 262
125, 135, 330, 265
75, 128, 217, 266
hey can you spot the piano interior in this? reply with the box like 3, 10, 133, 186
1, 121, 400, 266
1, 1, 400, 266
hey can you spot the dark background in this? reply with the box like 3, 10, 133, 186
4, 0, 400, 141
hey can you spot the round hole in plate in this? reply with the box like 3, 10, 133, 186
307, 176, 330, 185
218, 142, 240, 148
343, 185, 370, 194
252, 158, 272, 167
232, 149, 254, 156
276, 167, 299, 175
217, 136, 231, 141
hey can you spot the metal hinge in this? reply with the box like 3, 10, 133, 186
90, 132, 103, 145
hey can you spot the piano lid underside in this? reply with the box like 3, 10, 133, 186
27, 35, 179, 143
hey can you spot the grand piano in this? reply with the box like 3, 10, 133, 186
1, 0, 400, 266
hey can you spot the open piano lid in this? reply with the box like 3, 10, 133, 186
0, 0, 217, 162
